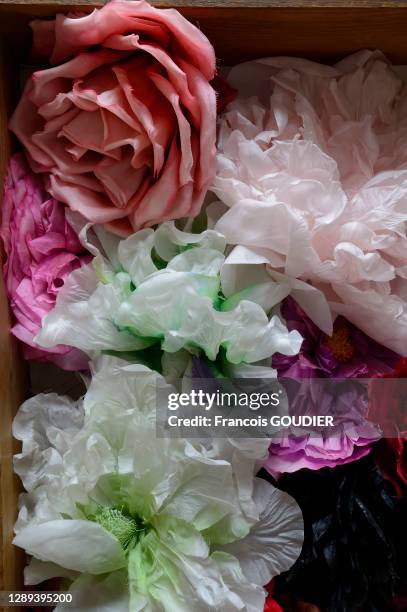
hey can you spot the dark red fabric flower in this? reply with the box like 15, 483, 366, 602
369, 356, 407, 498
264, 597, 283, 612
264, 581, 283, 612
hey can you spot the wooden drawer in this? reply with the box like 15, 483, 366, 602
0, 0, 406, 605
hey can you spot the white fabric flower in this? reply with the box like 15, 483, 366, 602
35, 221, 302, 367
212, 51, 407, 354
13, 358, 303, 611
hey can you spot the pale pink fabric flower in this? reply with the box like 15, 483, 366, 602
1, 153, 90, 370
10, 0, 217, 236
213, 51, 407, 355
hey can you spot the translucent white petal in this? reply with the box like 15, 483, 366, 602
220, 478, 304, 586
55, 571, 129, 612
221, 304, 303, 364
331, 284, 407, 354
35, 264, 152, 353
154, 221, 226, 261
13, 520, 127, 574
117, 229, 157, 285
24, 558, 78, 586
167, 248, 225, 276
13, 393, 83, 492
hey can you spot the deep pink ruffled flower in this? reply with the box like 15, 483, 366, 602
1, 153, 90, 370
10, 0, 217, 236
265, 297, 399, 477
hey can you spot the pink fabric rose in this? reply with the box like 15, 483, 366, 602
1, 153, 90, 370
10, 0, 217, 236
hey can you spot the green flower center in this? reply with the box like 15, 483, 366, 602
89, 506, 147, 552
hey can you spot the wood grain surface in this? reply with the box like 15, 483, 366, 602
0, 39, 27, 600
2, 4, 407, 64
1, 0, 407, 6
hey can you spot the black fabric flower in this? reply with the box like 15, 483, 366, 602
260, 455, 404, 611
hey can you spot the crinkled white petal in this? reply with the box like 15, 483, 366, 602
86, 356, 167, 422
36, 220, 299, 363
13, 393, 83, 492
116, 270, 220, 355
266, 269, 333, 335
24, 558, 78, 586
35, 264, 151, 353
13, 520, 127, 574
117, 275, 301, 364
212, 552, 266, 611
118, 229, 157, 285
55, 571, 129, 612
221, 305, 303, 364
208, 439, 269, 523
219, 242, 332, 334
221, 244, 290, 299
331, 284, 407, 355
154, 221, 226, 261
15, 488, 61, 533
65, 211, 121, 268
167, 247, 225, 276
220, 478, 304, 586
128, 521, 265, 612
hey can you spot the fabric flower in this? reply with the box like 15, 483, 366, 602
373, 438, 407, 500
12, 357, 304, 610
265, 297, 399, 477
212, 50, 407, 354
273, 456, 400, 612
264, 597, 283, 612
35, 221, 302, 372
10, 0, 217, 236
262, 583, 320, 612
0, 153, 89, 370
263, 582, 283, 612
369, 356, 407, 498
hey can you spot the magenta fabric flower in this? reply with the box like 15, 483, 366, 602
9, 0, 217, 236
1, 153, 90, 370
264, 297, 400, 477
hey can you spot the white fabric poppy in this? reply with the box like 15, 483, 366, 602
12, 358, 304, 611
